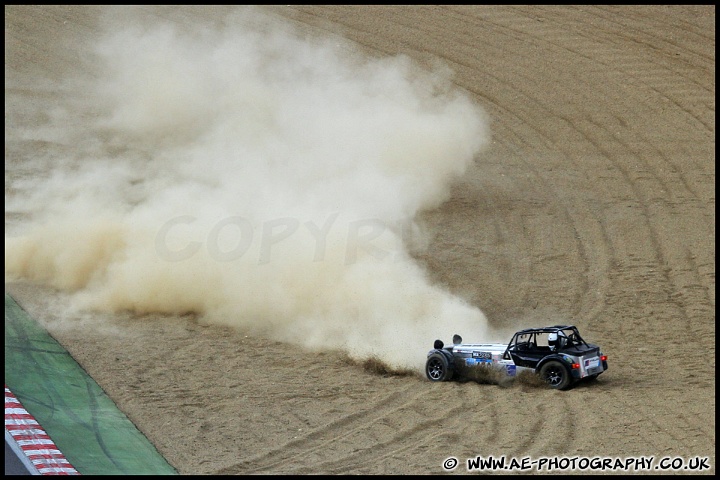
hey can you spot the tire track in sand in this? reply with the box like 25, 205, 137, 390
214, 382, 422, 474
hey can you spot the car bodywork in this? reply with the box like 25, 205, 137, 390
425, 325, 608, 390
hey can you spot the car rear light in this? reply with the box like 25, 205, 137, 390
600, 355, 607, 361
571, 363, 580, 369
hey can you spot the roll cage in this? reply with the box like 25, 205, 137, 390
502, 325, 588, 360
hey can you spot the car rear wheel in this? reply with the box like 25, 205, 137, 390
539, 361, 571, 390
426, 352, 454, 382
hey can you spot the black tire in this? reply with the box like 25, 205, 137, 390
539, 360, 571, 390
426, 352, 454, 382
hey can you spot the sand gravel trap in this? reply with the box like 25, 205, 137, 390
5, 5, 715, 474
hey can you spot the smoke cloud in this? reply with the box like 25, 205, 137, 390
5, 8, 492, 370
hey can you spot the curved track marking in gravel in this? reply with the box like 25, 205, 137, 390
311, 387, 505, 475
215, 383, 422, 474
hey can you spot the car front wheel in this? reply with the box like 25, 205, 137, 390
426, 352, 454, 382
539, 361, 571, 390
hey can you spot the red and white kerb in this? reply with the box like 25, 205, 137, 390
5, 384, 80, 475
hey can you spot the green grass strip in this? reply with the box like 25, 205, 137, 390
5, 293, 177, 475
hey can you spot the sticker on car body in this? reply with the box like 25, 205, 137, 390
472, 351, 492, 359
465, 357, 492, 365
585, 357, 600, 368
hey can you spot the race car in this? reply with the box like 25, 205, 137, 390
425, 325, 607, 390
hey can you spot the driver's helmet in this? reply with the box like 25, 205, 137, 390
548, 331, 566, 349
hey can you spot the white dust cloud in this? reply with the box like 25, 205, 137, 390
5, 8, 492, 371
